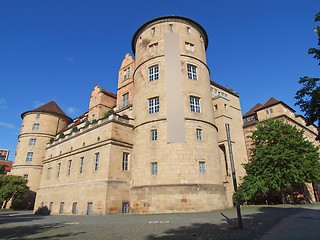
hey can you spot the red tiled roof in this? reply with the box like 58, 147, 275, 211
243, 103, 262, 118
0, 161, 12, 172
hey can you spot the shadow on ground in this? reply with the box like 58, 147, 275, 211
146, 206, 313, 240
0, 223, 85, 239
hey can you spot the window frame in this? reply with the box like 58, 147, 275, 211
196, 128, 202, 141
122, 152, 129, 171
199, 161, 206, 174
122, 92, 129, 108
79, 157, 84, 174
67, 160, 72, 176
148, 65, 159, 81
29, 138, 36, 146
94, 152, 100, 171
148, 97, 160, 114
190, 96, 201, 113
187, 64, 197, 80
32, 123, 40, 130
151, 129, 158, 141
151, 162, 158, 175
57, 162, 61, 177
26, 152, 33, 162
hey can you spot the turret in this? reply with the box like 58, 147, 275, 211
130, 16, 227, 213
11, 101, 72, 207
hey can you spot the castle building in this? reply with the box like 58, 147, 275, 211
11, 16, 248, 214
243, 97, 320, 202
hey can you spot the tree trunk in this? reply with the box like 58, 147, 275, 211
281, 191, 286, 204
3, 199, 8, 209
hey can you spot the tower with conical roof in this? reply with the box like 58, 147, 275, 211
11, 101, 72, 207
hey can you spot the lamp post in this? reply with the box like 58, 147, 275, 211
225, 123, 243, 229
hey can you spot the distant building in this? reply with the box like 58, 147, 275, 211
11, 16, 248, 215
243, 97, 320, 202
0, 149, 12, 174
0, 161, 12, 175
0, 149, 9, 161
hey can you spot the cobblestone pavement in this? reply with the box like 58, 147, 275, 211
0, 204, 319, 239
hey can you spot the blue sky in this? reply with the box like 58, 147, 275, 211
0, 0, 319, 161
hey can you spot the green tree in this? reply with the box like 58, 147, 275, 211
295, 12, 320, 140
0, 175, 29, 209
0, 164, 7, 174
234, 118, 320, 203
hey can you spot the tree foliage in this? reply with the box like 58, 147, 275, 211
0, 164, 7, 174
295, 12, 320, 140
234, 118, 320, 202
0, 175, 29, 209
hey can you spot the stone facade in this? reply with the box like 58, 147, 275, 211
11, 16, 248, 215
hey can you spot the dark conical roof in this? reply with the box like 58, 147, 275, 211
21, 100, 72, 121
34, 101, 67, 115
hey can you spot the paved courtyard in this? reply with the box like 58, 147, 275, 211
1, 204, 320, 239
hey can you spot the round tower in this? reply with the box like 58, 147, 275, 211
131, 16, 228, 213
11, 101, 72, 202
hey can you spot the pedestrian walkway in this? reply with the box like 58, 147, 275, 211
261, 205, 320, 240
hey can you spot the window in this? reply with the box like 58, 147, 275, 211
123, 69, 127, 80
151, 129, 157, 141
199, 161, 206, 174
185, 42, 194, 52
211, 88, 229, 99
57, 163, 61, 177
36, 113, 40, 119
94, 152, 100, 171
190, 96, 201, 112
148, 97, 160, 114
23, 174, 28, 179
32, 123, 39, 130
79, 157, 84, 174
149, 42, 158, 53
49, 202, 53, 212
123, 67, 130, 80
122, 202, 130, 214
26, 152, 33, 162
187, 26, 191, 34
187, 64, 197, 80
151, 27, 155, 35
67, 160, 72, 176
169, 24, 173, 31
72, 202, 77, 214
266, 108, 273, 114
151, 162, 158, 175
148, 65, 159, 81
122, 92, 129, 108
87, 202, 93, 215
196, 128, 202, 141
29, 139, 36, 146
59, 202, 64, 214
46, 167, 52, 179
127, 67, 130, 78
122, 152, 129, 171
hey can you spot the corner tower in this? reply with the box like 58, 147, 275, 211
130, 16, 228, 213
11, 101, 72, 205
